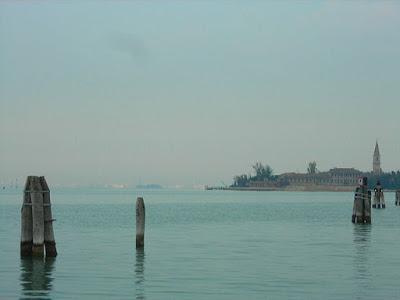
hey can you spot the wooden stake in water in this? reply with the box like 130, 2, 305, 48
352, 177, 371, 224
21, 176, 33, 257
136, 197, 145, 248
352, 187, 363, 223
380, 190, 386, 208
40, 176, 57, 257
31, 176, 45, 257
396, 190, 400, 206
373, 181, 385, 209
364, 189, 372, 224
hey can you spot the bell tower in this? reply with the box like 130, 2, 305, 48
373, 141, 382, 175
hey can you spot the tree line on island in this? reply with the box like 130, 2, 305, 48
367, 172, 400, 190
232, 161, 400, 189
232, 162, 277, 187
232, 161, 319, 187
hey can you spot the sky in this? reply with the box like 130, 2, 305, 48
1, 1, 400, 187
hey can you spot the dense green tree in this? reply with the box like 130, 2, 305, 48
232, 162, 274, 187
307, 161, 318, 174
233, 174, 249, 187
252, 162, 273, 181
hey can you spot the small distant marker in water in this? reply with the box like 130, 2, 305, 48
395, 190, 400, 206
136, 197, 145, 249
352, 177, 371, 224
372, 180, 385, 209
21, 176, 57, 257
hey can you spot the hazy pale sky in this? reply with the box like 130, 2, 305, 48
1, 1, 399, 187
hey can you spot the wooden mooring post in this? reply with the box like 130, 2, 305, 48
352, 177, 371, 224
372, 181, 385, 209
21, 176, 57, 257
395, 190, 400, 206
136, 197, 145, 249
31, 177, 45, 256
40, 177, 57, 257
21, 176, 33, 257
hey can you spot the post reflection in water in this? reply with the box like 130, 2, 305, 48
135, 248, 146, 300
352, 225, 372, 293
20, 257, 55, 299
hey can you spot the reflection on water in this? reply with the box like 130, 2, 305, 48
352, 225, 372, 293
20, 257, 55, 299
135, 249, 146, 300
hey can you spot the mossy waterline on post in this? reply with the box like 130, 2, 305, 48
20, 176, 57, 257
352, 177, 371, 224
136, 197, 145, 249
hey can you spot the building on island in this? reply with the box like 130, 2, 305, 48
249, 168, 363, 191
248, 142, 382, 191
280, 168, 362, 186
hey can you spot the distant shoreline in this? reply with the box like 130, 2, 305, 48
206, 186, 399, 192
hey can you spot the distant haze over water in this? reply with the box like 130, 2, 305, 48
1, 1, 400, 187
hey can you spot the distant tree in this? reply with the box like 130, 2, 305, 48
263, 165, 273, 179
307, 161, 318, 174
252, 162, 273, 181
233, 174, 249, 187
231, 162, 275, 187
252, 162, 264, 180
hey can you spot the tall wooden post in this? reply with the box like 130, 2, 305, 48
364, 189, 372, 224
380, 191, 385, 208
21, 176, 33, 257
31, 177, 45, 257
21, 175, 57, 257
352, 187, 363, 223
40, 177, 57, 257
373, 181, 385, 209
396, 190, 400, 206
136, 197, 145, 248
352, 177, 371, 224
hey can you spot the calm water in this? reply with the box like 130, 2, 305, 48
1, 189, 400, 299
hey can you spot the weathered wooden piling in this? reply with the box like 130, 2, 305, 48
31, 177, 45, 257
21, 176, 57, 257
40, 177, 57, 257
21, 177, 33, 257
136, 197, 145, 248
372, 181, 385, 209
352, 177, 371, 224
395, 190, 400, 206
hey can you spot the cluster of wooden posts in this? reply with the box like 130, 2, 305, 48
352, 177, 400, 224
21, 176, 57, 257
372, 183, 385, 209
20, 176, 147, 256
352, 177, 371, 224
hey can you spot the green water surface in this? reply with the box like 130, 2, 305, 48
1, 189, 400, 299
